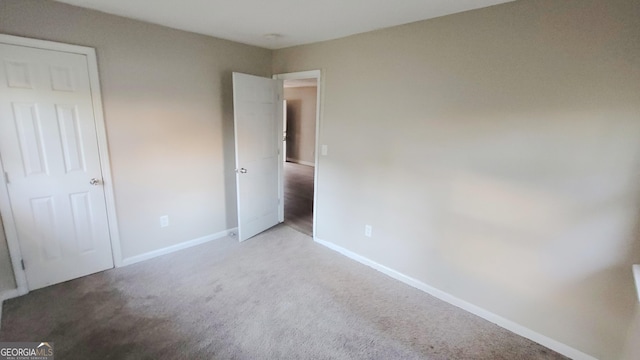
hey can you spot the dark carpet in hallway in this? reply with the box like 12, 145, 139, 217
284, 161, 314, 235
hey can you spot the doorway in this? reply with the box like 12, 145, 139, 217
232, 71, 320, 241
274, 72, 321, 237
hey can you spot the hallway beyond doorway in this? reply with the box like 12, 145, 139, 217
283, 162, 314, 235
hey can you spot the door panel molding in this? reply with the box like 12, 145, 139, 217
0, 34, 122, 297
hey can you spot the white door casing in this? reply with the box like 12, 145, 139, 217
0, 35, 120, 292
273, 70, 322, 239
280, 99, 287, 222
232, 72, 283, 241
282, 99, 287, 164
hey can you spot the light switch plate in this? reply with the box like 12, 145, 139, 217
634, 264, 640, 302
365, 225, 372, 237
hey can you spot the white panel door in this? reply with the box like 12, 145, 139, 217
0, 43, 113, 290
232, 73, 283, 241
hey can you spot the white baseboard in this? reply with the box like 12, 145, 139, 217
286, 158, 315, 167
121, 228, 237, 267
314, 237, 597, 360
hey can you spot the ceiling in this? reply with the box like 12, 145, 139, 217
54, 0, 514, 49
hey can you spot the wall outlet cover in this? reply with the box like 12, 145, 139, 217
160, 215, 169, 228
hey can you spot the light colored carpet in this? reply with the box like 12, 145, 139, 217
0, 225, 567, 359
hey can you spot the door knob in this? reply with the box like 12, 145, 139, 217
236, 168, 247, 174
90, 178, 101, 185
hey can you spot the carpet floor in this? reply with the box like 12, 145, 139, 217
0, 225, 567, 359
284, 161, 314, 236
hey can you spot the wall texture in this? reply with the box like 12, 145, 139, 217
284, 86, 317, 165
0, 0, 271, 267
1, 0, 639, 357
273, 0, 640, 358
622, 306, 640, 360
0, 216, 15, 293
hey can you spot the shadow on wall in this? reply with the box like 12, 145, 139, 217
425, 115, 640, 358
342, 104, 640, 358
272, 0, 640, 357
622, 304, 640, 359
0, 215, 17, 293
221, 72, 237, 230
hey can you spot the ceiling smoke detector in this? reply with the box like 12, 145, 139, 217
263, 33, 284, 40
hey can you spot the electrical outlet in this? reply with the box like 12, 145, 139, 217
160, 215, 169, 228
365, 224, 372, 237
321, 144, 328, 156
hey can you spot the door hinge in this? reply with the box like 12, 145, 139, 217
21, 259, 25, 270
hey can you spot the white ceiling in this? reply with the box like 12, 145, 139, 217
54, 0, 514, 49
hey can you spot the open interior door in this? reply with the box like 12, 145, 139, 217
232, 73, 283, 241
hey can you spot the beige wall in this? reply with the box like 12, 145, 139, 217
0, 0, 271, 265
1, 0, 639, 357
0, 216, 15, 293
284, 86, 317, 165
274, 0, 640, 358
623, 305, 640, 360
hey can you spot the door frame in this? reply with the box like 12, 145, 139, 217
273, 70, 322, 239
0, 34, 122, 296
